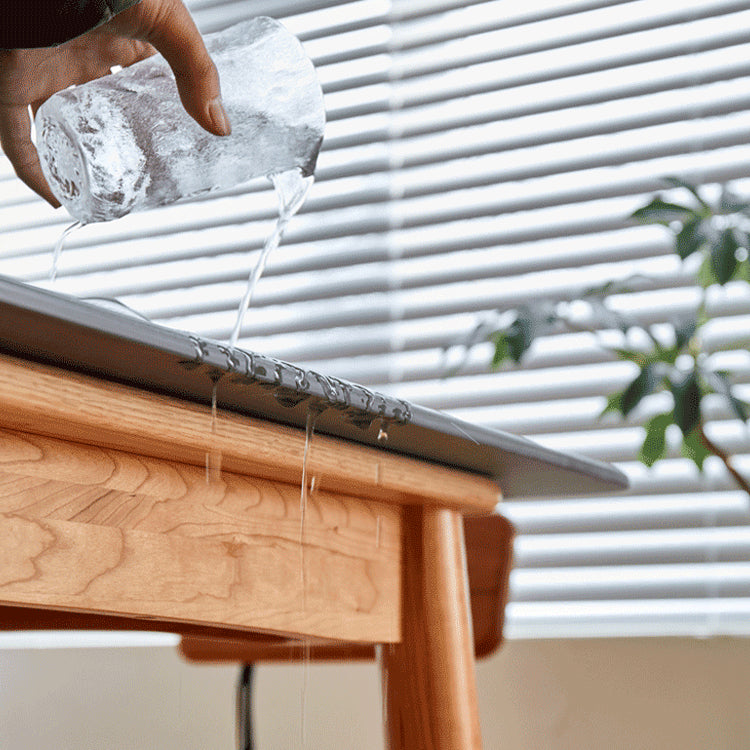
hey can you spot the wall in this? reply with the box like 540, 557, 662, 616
475, 637, 750, 750
1, 637, 749, 748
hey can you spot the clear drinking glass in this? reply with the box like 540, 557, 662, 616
35, 17, 326, 223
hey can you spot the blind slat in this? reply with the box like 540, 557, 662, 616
388, 28, 750, 112
2, 0, 750, 639
392, 1, 750, 75
512, 562, 750, 601
392, 0, 644, 43
515, 527, 750, 568
505, 599, 750, 639
391, 50, 750, 142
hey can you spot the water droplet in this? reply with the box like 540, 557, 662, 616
312, 372, 338, 402
377, 426, 389, 444
292, 365, 310, 391
273, 387, 309, 409
217, 344, 242, 372
187, 335, 210, 365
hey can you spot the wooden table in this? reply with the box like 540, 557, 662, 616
0, 351, 500, 747
0, 317, 624, 748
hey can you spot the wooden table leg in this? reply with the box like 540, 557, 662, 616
383, 506, 483, 750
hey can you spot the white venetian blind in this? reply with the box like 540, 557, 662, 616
1, 0, 750, 639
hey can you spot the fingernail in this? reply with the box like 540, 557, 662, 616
208, 97, 232, 136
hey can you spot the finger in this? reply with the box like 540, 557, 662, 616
0, 104, 60, 207
143, 1, 231, 136
56, 36, 156, 89
97, 37, 157, 70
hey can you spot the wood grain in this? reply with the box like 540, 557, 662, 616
180, 635, 376, 662
0, 350, 496, 742
464, 513, 514, 658
383, 507, 483, 750
0, 427, 401, 643
177, 514, 515, 663
0, 353, 500, 513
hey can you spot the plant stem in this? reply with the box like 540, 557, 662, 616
697, 422, 750, 496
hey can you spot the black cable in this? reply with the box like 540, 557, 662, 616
237, 664, 254, 750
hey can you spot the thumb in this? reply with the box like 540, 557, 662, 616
142, 1, 231, 136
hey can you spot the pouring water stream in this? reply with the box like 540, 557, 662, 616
228, 169, 313, 349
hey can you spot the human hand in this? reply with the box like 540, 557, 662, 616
0, 0, 231, 207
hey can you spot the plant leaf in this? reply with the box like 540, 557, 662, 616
586, 298, 638, 333
674, 217, 706, 260
673, 316, 698, 351
581, 279, 624, 298
663, 176, 710, 210
630, 197, 699, 226
621, 363, 661, 417
681, 425, 711, 471
505, 314, 535, 363
653, 341, 681, 366
736, 255, 750, 284
490, 332, 510, 369
670, 370, 702, 435
640, 412, 672, 467
711, 228, 740, 285
600, 392, 624, 418
705, 370, 749, 422
719, 185, 750, 213
696, 252, 718, 288
612, 348, 648, 365
582, 274, 651, 300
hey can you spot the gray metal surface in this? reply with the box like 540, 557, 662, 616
0, 275, 627, 498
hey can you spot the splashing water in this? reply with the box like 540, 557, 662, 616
299, 409, 317, 605
228, 169, 313, 348
50, 220, 83, 281
205, 379, 222, 483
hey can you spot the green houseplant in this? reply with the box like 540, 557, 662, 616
473, 178, 750, 493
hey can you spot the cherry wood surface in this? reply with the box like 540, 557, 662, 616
0, 353, 500, 513
0, 351, 509, 749
383, 507, 483, 750
176, 514, 514, 663
0, 424, 402, 642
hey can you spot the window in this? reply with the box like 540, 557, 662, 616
1, 0, 749, 639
